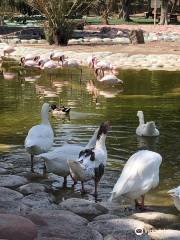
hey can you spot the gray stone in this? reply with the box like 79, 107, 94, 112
0, 175, 28, 188
88, 218, 153, 237
0, 187, 23, 201
104, 232, 150, 240
149, 229, 180, 240
33, 210, 102, 240
59, 198, 108, 220
0, 201, 21, 214
93, 214, 120, 221
130, 212, 179, 228
0, 167, 8, 174
20, 192, 56, 213
19, 183, 47, 195
0, 214, 37, 240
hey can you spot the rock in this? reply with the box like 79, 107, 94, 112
0, 187, 23, 201
20, 192, 56, 213
0, 167, 8, 174
129, 29, 145, 44
0, 175, 28, 188
0, 214, 37, 240
0, 200, 21, 214
130, 212, 179, 228
19, 183, 47, 195
29, 39, 38, 44
149, 229, 180, 240
93, 214, 120, 221
32, 210, 102, 240
59, 198, 108, 220
104, 232, 150, 240
88, 218, 153, 237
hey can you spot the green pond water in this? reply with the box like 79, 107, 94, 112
0, 63, 180, 210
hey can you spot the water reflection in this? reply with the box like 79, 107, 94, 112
0, 62, 180, 209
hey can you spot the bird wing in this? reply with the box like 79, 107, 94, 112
25, 124, 54, 151
112, 150, 162, 197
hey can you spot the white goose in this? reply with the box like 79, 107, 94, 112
110, 150, 162, 210
25, 103, 54, 172
68, 121, 110, 197
136, 111, 159, 137
168, 186, 180, 211
39, 126, 100, 186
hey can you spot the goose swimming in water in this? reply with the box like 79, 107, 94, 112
25, 103, 54, 172
39, 126, 100, 186
68, 121, 110, 197
110, 150, 162, 210
168, 186, 180, 211
136, 111, 159, 137
51, 104, 71, 115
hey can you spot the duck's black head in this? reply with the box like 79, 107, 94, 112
97, 121, 111, 140
51, 104, 57, 110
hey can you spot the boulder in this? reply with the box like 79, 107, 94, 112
129, 29, 145, 44
59, 198, 108, 220
32, 210, 102, 240
20, 192, 56, 213
88, 218, 153, 237
93, 214, 120, 221
0, 175, 27, 188
0, 214, 37, 240
149, 229, 180, 240
19, 183, 47, 195
0, 187, 23, 201
130, 212, 179, 228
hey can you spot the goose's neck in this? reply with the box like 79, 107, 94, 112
41, 110, 50, 125
95, 134, 107, 151
138, 113, 144, 125
85, 128, 99, 149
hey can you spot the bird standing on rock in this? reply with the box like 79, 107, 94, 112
68, 121, 110, 197
110, 150, 162, 211
25, 103, 54, 172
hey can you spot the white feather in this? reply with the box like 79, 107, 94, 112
110, 150, 162, 201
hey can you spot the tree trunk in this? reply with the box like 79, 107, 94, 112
0, 16, 4, 26
102, 10, 109, 25
121, 0, 131, 21
146, 0, 152, 18
159, 0, 169, 25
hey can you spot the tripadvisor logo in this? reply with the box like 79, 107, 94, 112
135, 227, 144, 236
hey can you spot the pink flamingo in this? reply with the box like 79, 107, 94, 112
50, 52, 65, 65
3, 45, 16, 57
20, 57, 39, 68
95, 68, 123, 85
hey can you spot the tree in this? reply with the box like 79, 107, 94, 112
25, 0, 95, 45
95, 0, 113, 24
119, 0, 132, 21
159, 0, 169, 25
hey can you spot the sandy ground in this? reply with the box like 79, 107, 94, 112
21, 40, 180, 56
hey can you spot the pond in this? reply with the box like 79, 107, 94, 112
0, 63, 180, 211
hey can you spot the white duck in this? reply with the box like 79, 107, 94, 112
25, 103, 54, 172
39, 126, 100, 186
136, 111, 160, 137
168, 186, 180, 211
110, 150, 162, 210
68, 121, 110, 197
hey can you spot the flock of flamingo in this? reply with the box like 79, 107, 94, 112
2, 45, 123, 85
1, 45, 179, 212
